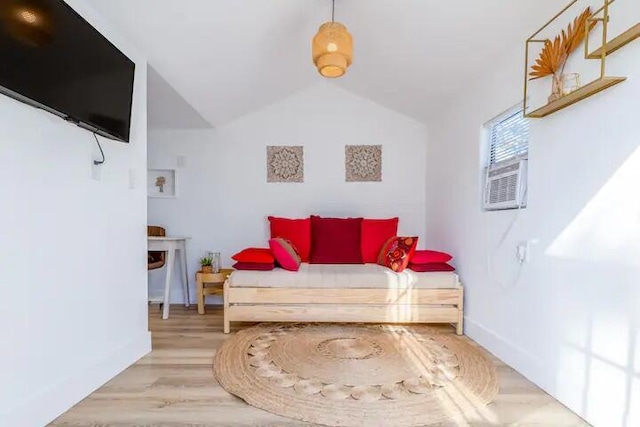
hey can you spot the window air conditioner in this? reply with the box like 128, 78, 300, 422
483, 158, 528, 210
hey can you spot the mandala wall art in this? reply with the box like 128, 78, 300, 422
345, 145, 382, 182
267, 146, 304, 183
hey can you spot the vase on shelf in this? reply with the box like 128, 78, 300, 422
548, 73, 563, 103
561, 73, 580, 95
201, 265, 213, 274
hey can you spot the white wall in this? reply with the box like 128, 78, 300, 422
425, 3, 640, 426
148, 83, 428, 302
0, 1, 150, 425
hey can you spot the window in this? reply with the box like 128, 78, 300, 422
487, 105, 530, 166
482, 104, 530, 211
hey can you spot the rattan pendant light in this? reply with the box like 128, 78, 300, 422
312, 0, 353, 78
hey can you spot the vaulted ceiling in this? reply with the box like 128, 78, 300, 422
89, 0, 563, 128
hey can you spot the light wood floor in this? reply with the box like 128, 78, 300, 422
51, 305, 590, 427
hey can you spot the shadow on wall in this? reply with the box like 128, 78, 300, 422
557, 311, 638, 426
546, 146, 640, 269
544, 146, 640, 426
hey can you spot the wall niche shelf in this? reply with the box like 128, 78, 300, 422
524, 0, 638, 119
587, 23, 640, 58
526, 77, 626, 118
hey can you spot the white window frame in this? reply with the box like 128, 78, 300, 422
481, 103, 530, 211
485, 104, 530, 167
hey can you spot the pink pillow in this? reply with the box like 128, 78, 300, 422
310, 216, 363, 264
408, 263, 455, 272
361, 218, 399, 263
411, 250, 453, 264
269, 238, 302, 271
233, 262, 275, 271
377, 236, 419, 272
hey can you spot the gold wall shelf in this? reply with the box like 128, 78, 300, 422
524, 0, 637, 119
587, 23, 640, 58
526, 77, 626, 118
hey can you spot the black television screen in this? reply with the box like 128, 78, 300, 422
0, 0, 135, 142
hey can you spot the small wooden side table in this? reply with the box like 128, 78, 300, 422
195, 269, 234, 314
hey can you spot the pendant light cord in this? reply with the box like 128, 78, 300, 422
331, 0, 335, 22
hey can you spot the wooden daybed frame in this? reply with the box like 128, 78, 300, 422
223, 279, 464, 335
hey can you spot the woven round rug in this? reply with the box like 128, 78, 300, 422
214, 323, 498, 427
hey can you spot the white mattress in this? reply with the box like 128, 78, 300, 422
229, 263, 459, 289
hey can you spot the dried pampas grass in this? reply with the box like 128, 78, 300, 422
529, 7, 596, 80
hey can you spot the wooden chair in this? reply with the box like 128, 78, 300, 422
148, 226, 166, 270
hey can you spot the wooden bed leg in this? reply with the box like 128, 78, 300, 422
456, 285, 464, 335
223, 279, 230, 334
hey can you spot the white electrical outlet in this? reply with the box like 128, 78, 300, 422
177, 155, 186, 168
516, 241, 529, 263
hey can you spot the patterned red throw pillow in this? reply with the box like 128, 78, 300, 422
377, 236, 419, 272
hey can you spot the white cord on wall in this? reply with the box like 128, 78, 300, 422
484, 168, 528, 289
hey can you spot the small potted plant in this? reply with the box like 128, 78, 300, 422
199, 255, 213, 273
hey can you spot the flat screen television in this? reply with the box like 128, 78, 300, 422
0, 0, 135, 142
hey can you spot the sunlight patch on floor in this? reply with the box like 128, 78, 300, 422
384, 325, 500, 425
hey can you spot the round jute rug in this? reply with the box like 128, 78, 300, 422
214, 323, 499, 427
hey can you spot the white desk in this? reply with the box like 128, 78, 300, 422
148, 236, 191, 319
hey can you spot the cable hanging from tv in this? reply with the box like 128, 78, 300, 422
93, 133, 105, 165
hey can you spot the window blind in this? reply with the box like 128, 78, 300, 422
488, 108, 529, 166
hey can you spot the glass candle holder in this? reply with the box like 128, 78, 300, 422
213, 252, 221, 273
561, 73, 580, 96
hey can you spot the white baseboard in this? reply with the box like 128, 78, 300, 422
2, 331, 151, 427
148, 287, 196, 305
463, 317, 595, 425
149, 288, 222, 305
463, 316, 550, 390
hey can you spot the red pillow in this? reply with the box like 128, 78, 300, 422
231, 248, 274, 264
233, 262, 275, 271
310, 215, 363, 264
361, 218, 399, 263
377, 236, 419, 272
408, 263, 455, 272
269, 238, 302, 271
411, 250, 452, 264
268, 216, 311, 262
